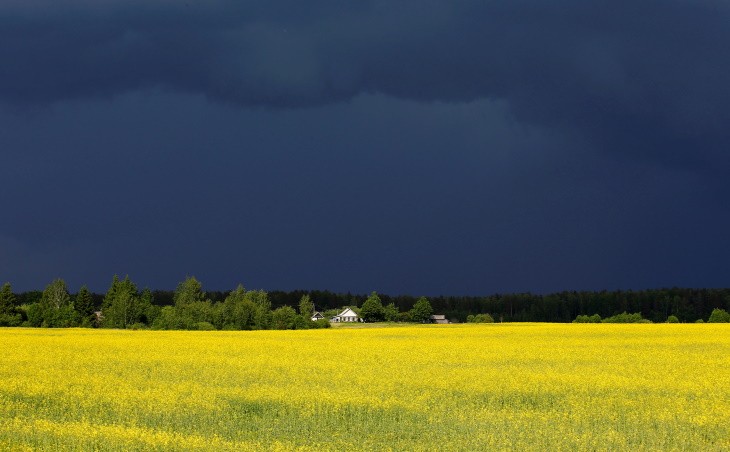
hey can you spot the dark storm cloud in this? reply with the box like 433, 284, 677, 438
2, 1, 730, 294
2, 1, 730, 169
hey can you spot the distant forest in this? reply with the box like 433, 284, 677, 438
273, 287, 730, 323
3, 277, 730, 326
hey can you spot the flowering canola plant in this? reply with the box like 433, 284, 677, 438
0, 324, 728, 450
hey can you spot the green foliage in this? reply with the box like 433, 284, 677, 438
383, 303, 399, 322
467, 313, 495, 323
666, 315, 679, 323
0, 283, 21, 326
36, 279, 79, 327
217, 285, 251, 329
74, 286, 95, 326
214, 285, 273, 330
323, 308, 339, 320
152, 306, 185, 330
0, 282, 16, 315
708, 308, 730, 323
148, 278, 218, 330
21, 303, 43, 327
254, 304, 273, 330
0, 313, 22, 327
601, 312, 651, 323
573, 314, 602, 323
40, 279, 72, 311
397, 311, 412, 322
298, 295, 314, 318
101, 276, 151, 329
194, 322, 216, 331
409, 297, 433, 323
272, 306, 299, 330
42, 305, 79, 328
174, 276, 205, 307
139, 289, 159, 325
360, 292, 384, 322
311, 319, 332, 329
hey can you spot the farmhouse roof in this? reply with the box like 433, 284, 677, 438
337, 308, 358, 317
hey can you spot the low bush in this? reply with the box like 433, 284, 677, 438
0, 313, 22, 327
708, 308, 730, 323
573, 314, 602, 323
194, 322, 216, 331
602, 312, 651, 323
467, 313, 494, 323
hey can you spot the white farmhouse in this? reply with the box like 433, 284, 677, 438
331, 307, 361, 323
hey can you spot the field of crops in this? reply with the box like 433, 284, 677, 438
0, 324, 728, 451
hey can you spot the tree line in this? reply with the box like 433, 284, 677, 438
2, 278, 730, 328
269, 287, 730, 323
0, 277, 437, 329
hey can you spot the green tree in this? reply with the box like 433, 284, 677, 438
101, 276, 145, 329
409, 297, 433, 323
39, 278, 78, 327
666, 315, 679, 323
467, 313, 495, 323
0, 282, 16, 315
272, 306, 299, 329
179, 300, 215, 328
248, 289, 272, 329
218, 285, 255, 330
601, 312, 651, 323
174, 276, 205, 307
299, 295, 314, 319
708, 308, 730, 323
152, 306, 186, 330
157, 277, 214, 329
573, 314, 601, 323
0, 282, 21, 326
360, 292, 384, 322
214, 285, 272, 330
139, 288, 159, 325
74, 285, 96, 327
41, 278, 72, 311
383, 303, 399, 322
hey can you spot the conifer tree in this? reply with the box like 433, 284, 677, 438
0, 282, 21, 326
0, 282, 15, 315
74, 285, 95, 325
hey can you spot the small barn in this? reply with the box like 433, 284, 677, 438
331, 307, 361, 323
311, 312, 325, 321
430, 314, 449, 324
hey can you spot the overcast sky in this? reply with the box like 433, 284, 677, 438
1, 1, 729, 294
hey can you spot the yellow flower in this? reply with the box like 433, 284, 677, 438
0, 324, 727, 450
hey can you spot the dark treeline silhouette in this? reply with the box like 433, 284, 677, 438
268, 288, 730, 323
115, 286, 730, 323
3, 280, 730, 325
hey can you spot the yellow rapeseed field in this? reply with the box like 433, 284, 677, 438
0, 324, 728, 451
